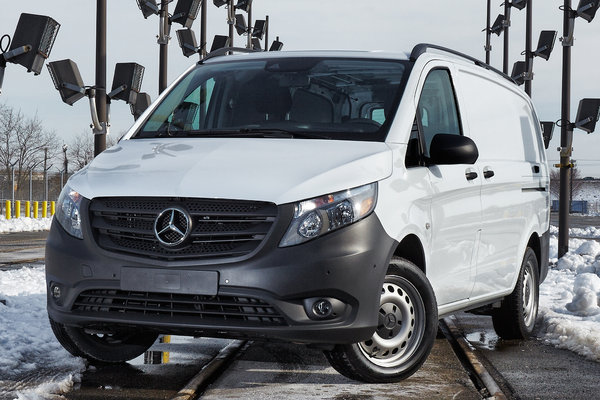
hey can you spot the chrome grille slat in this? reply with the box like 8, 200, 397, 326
90, 197, 277, 260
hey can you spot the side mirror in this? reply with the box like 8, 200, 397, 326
541, 121, 555, 149
429, 134, 479, 165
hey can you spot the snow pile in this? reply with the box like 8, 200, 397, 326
539, 229, 600, 361
0, 216, 52, 234
0, 266, 85, 399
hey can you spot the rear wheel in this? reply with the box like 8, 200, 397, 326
492, 247, 539, 339
324, 258, 438, 383
49, 318, 158, 363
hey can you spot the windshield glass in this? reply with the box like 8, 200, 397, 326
134, 57, 410, 141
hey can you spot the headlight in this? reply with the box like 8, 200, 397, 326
280, 183, 378, 247
55, 185, 84, 239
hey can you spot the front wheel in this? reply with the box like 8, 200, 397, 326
492, 247, 539, 339
324, 258, 438, 383
49, 318, 158, 363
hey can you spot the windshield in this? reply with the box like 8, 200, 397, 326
134, 57, 410, 141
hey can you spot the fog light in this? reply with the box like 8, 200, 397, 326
312, 299, 333, 317
51, 284, 61, 299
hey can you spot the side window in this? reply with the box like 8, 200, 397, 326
417, 69, 462, 157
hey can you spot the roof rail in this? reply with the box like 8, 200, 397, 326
409, 43, 516, 84
200, 47, 259, 63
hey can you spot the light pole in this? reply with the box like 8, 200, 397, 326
557, 0, 600, 257
485, 0, 492, 64
95, 0, 107, 157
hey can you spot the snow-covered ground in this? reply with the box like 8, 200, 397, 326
540, 226, 600, 361
1, 220, 600, 398
0, 216, 52, 234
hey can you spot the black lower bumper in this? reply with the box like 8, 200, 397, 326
46, 211, 396, 344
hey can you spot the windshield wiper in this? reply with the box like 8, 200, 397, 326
177, 128, 331, 139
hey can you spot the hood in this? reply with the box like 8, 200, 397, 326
69, 138, 393, 205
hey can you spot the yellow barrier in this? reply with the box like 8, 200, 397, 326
2, 200, 57, 219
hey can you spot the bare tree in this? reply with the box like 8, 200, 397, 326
0, 104, 59, 199
549, 167, 584, 202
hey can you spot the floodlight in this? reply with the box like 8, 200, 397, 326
577, 0, 600, 22
131, 92, 151, 120
176, 29, 199, 57
172, 0, 202, 28
6, 13, 60, 75
109, 63, 144, 105
511, 0, 527, 10
251, 38, 262, 51
136, 0, 160, 18
210, 35, 231, 52
213, 0, 228, 7
490, 14, 505, 36
235, 14, 247, 35
533, 30, 557, 60
47, 59, 86, 106
269, 40, 284, 51
511, 61, 528, 85
574, 98, 600, 133
541, 121, 554, 149
252, 19, 266, 39
235, 0, 252, 12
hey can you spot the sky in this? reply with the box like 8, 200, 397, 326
1, 1, 600, 175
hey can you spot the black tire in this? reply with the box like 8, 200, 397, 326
324, 258, 438, 383
54, 323, 158, 363
492, 247, 539, 340
49, 317, 86, 358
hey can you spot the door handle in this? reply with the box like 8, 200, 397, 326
483, 169, 495, 179
465, 171, 478, 181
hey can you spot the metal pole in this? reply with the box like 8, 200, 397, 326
201, 0, 207, 57
558, 0, 573, 258
486, 0, 492, 64
265, 15, 269, 51
229, 0, 234, 48
159, 0, 169, 94
11, 168, 14, 206
29, 169, 32, 203
247, 3, 252, 49
524, 0, 533, 96
503, 2, 511, 74
95, 0, 107, 157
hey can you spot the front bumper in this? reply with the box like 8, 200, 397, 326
46, 205, 396, 344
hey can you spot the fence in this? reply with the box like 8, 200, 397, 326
0, 170, 67, 218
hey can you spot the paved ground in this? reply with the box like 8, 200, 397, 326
201, 339, 481, 400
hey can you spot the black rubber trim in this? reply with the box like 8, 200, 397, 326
521, 187, 547, 192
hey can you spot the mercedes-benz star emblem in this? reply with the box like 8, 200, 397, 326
154, 207, 192, 247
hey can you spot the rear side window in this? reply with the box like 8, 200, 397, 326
417, 69, 462, 157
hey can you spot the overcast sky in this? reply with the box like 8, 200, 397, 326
1, 1, 600, 175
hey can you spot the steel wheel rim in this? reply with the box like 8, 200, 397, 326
522, 262, 537, 329
358, 277, 426, 368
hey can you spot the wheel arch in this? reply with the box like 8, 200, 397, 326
392, 234, 426, 274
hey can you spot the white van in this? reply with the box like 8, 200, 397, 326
46, 44, 550, 383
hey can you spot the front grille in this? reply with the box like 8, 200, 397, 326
73, 290, 287, 327
89, 197, 278, 260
